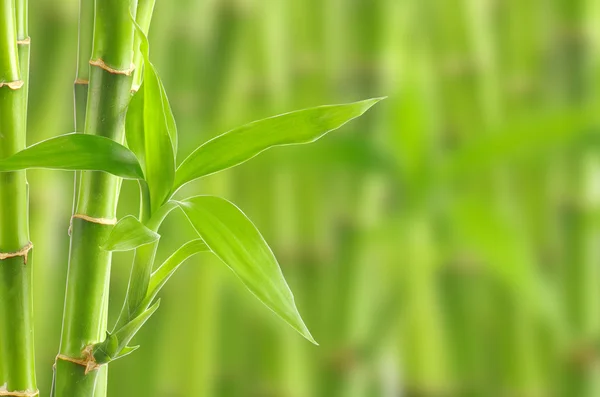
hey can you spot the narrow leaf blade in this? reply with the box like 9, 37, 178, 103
159, 78, 178, 154
0, 133, 144, 179
125, 85, 146, 170
101, 215, 160, 252
131, 17, 176, 211
174, 98, 384, 190
177, 196, 317, 344
147, 238, 210, 304
142, 65, 176, 211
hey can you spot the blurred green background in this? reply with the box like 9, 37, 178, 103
24, 0, 600, 395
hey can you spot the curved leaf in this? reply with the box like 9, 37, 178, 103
127, 17, 176, 212
142, 65, 176, 212
101, 215, 160, 252
174, 98, 384, 191
93, 300, 160, 365
0, 133, 144, 179
177, 196, 317, 344
145, 239, 210, 307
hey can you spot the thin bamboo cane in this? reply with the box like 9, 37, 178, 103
0, 0, 37, 395
53, 1, 137, 395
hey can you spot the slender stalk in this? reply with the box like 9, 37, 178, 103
53, 1, 137, 395
74, 0, 93, 133
0, 0, 37, 395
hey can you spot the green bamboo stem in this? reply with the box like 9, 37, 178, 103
53, 1, 137, 395
0, 0, 37, 395
74, 0, 93, 133
16, 0, 29, 120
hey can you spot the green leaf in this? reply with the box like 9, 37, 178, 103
92, 332, 118, 364
113, 345, 140, 360
127, 19, 176, 212
142, 66, 176, 212
177, 196, 317, 344
174, 98, 384, 191
115, 299, 160, 353
93, 300, 160, 364
146, 239, 210, 306
101, 215, 160, 252
159, 78, 178, 154
0, 133, 144, 179
125, 84, 146, 171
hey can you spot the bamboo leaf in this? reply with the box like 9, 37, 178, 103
101, 215, 160, 252
93, 300, 160, 364
174, 98, 384, 191
113, 345, 140, 360
0, 133, 144, 179
177, 196, 317, 344
128, 18, 176, 212
114, 299, 160, 352
146, 239, 210, 306
159, 78, 178, 154
125, 84, 146, 171
142, 66, 176, 212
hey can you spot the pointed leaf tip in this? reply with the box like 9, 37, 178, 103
176, 196, 316, 344
174, 97, 385, 191
101, 215, 160, 252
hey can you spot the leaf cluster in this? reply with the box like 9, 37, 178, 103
0, 23, 382, 364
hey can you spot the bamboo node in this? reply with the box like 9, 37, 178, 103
0, 390, 39, 397
0, 80, 24, 90
16, 37, 31, 45
56, 346, 102, 375
89, 59, 135, 76
69, 214, 117, 235
74, 78, 89, 85
0, 242, 33, 264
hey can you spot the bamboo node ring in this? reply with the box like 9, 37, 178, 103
69, 214, 117, 236
0, 80, 24, 90
0, 242, 33, 264
89, 59, 135, 76
0, 390, 39, 397
56, 346, 102, 375
16, 37, 30, 45
74, 78, 89, 85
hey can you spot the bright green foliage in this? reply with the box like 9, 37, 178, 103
126, 16, 176, 213
126, 81, 175, 213
0, 133, 143, 179
101, 215, 159, 252
174, 97, 384, 191
146, 238, 209, 304
177, 196, 317, 344
2, 19, 381, 369
92, 300, 160, 365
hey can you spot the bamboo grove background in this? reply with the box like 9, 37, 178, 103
22, 0, 600, 395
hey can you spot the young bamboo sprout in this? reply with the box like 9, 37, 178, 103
0, 0, 37, 395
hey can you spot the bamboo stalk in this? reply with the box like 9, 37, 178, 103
74, 0, 93, 133
0, 0, 37, 395
53, 1, 137, 395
